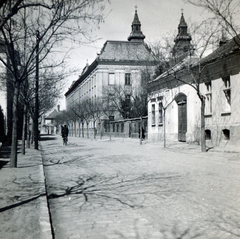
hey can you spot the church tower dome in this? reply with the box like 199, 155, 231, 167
128, 7, 145, 42
172, 11, 193, 60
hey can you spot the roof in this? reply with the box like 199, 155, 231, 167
98, 41, 156, 63
148, 35, 240, 93
178, 13, 187, 28
65, 40, 157, 97
174, 13, 191, 43
127, 10, 145, 42
45, 109, 59, 119
152, 55, 199, 82
199, 35, 240, 65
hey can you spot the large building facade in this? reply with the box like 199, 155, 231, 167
65, 10, 157, 135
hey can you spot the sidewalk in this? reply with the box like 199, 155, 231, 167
0, 142, 52, 239
69, 133, 240, 154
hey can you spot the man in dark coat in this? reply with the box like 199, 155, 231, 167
61, 125, 69, 138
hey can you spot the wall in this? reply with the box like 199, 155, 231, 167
148, 84, 201, 144
201, 72, 240, 146
148, 70, 240, 147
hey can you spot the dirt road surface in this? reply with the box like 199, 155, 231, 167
41, 135, 240, 239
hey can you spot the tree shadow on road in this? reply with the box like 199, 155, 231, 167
0, 193, 46, 212
0, 171, 47, 213
39, 135, 57, 141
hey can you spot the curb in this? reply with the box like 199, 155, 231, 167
38, 149, 53, 239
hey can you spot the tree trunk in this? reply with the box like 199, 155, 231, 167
78, 121, 81, 137
34, 30, 39, 150
31, 119, 34, 145
10, 82, 20, 168
74, 121, 76, 137
87, 123, 89, 138
109, 128, 111, 141
163, 109, 166, 148
140, 117, 142, 145
21, 104, 26, 155
82, 122, 84, 138
26, 113, 30, 148
93, 121, 96, 139
201, 98, 206, 152
100, 121, 102, 140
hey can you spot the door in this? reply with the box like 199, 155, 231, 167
178, 100, 187, 142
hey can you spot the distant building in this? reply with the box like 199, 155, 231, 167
42, 109, 59, 134
147, 13, 240, 147
65, 9, 157, 136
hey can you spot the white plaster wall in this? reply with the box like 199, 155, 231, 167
201, 73, 240, 146
148, 84, 201, 143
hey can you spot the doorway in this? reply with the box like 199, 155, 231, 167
176, 94, 187, 142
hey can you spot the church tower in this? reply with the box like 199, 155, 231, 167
172, 11, 192, 60
128, 7, 145, 42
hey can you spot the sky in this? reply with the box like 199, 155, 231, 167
58, 0, 210, 109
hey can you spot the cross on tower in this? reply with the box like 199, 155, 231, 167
135, 5, 138, 12
181, 8, 184, 14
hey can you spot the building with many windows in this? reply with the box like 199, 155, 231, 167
65, 9, 157, 136
147, 18, 240, 147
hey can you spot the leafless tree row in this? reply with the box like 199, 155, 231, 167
0, 0, 108, 167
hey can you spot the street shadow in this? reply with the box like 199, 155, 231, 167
39, 135, 57, 141
0, 193, 46, 213
0, 160, 9, 169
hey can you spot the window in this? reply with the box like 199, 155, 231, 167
223, 76, 230, 88
152, 104, 156, 125
223, 89, 231, 105
158, 102, 163, 124
222, 76, 231, 113
205, 129, 211, 140
125, 73, 131, 85
205, 82, 212, 115
222, 129, 230, 140
205, 94, 212, 114
109, 73, 115, 85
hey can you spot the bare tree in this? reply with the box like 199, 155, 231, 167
185, 0, 240, 41
0, 0, 108, 167
0, 0, 24, 30
100, 96, 117, 140
66, 107, 79, 137
70, 102, 85, 138
85, 97, 103, 139
103, 80, 149, 144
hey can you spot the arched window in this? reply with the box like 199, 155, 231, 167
205, 129, 211, 140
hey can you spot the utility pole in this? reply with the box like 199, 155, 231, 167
34, 30, 39, 150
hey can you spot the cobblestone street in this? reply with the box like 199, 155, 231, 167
41, 135, 240, 239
